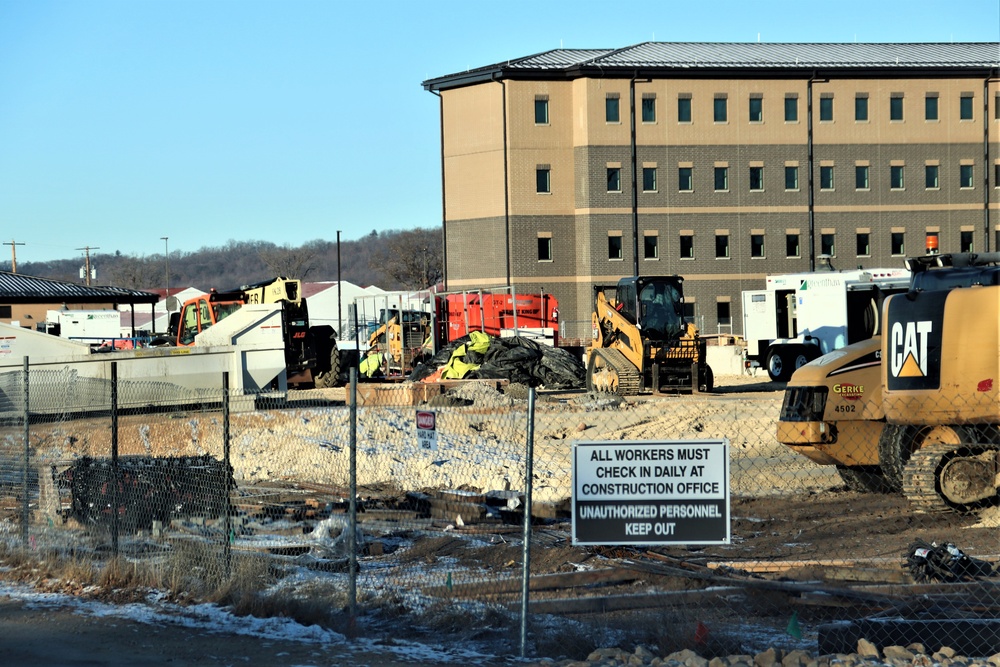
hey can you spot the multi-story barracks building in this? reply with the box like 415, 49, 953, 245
423, 42, 1000, 343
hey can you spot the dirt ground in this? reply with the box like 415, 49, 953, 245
3, 373, 999, 665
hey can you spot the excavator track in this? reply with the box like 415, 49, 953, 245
588, 348, 641, 397
902, 440, 1000, 513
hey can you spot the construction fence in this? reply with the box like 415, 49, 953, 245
1, 362, 999, 660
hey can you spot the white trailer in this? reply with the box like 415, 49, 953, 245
44, 309, 122, 344
742, 267, 910, 381
0, 304, 289, 417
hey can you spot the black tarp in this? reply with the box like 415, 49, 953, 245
409, 335, 585, 390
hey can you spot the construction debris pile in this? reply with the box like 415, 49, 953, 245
409, 333, 586, 390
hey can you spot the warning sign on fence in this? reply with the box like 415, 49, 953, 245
416, 410, 437, 450
572, 439, 729, 546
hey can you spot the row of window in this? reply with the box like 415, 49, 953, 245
535, 92, 997, 126
537, 230, 981, 262
536, 163, 997, 194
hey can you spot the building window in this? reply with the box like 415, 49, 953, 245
784, 166, 799, 191
644, 235, 658, 259
537, 237, 552, 261
820, 165, 834, 190
682, 302, 695, 321
749, 96, 763, 122
855, 95, 869, 121
786, 233, 800, 258
961, 230, 974, 252
642, 167, 657, 192
821, 233, 836, 256
714, 166, 729, 191
856, 232, 871, 256
680, 234, 694, 259
856, 165, 870, 190
890, 95, 904, 121
605, 95, 620, 123
819, 96, 833, 121
925, 232, 939, 253
608, 235, 623, 260
717, 301, 731, 327
534, 98, 549, 124
891, 232, 905, 256
891, 165, 905, 190
960, 94, 974, 121
607, 167, 621, 192
641, 96, 656, 123
751, 234, 765, 258
536, 167, 551, 194
925, 94, 939, 121
678, 167, 693, 192
713, 96, 728, 122
677, 96, 692, 123
925, 165, 939, 189
0, 305, 10, 319
715, 233, 730, 258
995, 163, 1000, 188
784, 96, 798, 122
960, 164, 974, 188
749, 166, 764, 191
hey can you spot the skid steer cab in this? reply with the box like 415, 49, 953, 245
586, 275, 712, 397
169, 277, 342, 388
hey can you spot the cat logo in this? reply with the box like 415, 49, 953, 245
889, 320, 933, 378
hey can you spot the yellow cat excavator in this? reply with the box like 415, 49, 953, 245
586, 276, 712, 396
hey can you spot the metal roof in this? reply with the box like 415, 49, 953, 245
0, 271, 160, 305
423, 42, 1000, 90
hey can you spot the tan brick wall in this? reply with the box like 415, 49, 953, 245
438, 73, 1000, 335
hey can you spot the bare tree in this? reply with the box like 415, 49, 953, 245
258, 245, 318, 280
105, 254, 160, 290
368, 229, 443, 289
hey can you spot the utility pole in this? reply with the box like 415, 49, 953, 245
3, 239, 24, 273
77, 246, 99, 286
161, 237, 170, 298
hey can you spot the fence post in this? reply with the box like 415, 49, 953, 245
20, 356, 29, 547
223, 371, 232, 578
348, 366, 358, 625
111, 361, 119, 557
519, 386, 536, 658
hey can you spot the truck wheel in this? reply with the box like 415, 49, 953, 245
791, 347, 814, 372
313, 343, 342, 389
765, 349, 787, 381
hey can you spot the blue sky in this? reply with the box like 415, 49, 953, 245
1, 1, 998, 264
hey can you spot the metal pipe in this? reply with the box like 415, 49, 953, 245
20, 356, 28, 547
807, 77, 816, 272
223, 371, 232, 578
519, 386, 537, 658
348, 366, 358, 623
111, 362, 119, 557
629, 76, 639, 276
499, 78, 512, 287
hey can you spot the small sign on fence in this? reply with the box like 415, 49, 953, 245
416, 410, 437, 450
572, 439, 730, 546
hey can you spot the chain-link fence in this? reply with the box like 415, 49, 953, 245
1, 359, 998, 661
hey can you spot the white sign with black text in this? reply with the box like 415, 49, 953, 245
415, 410, 438, 450
572, 439, 730, 545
